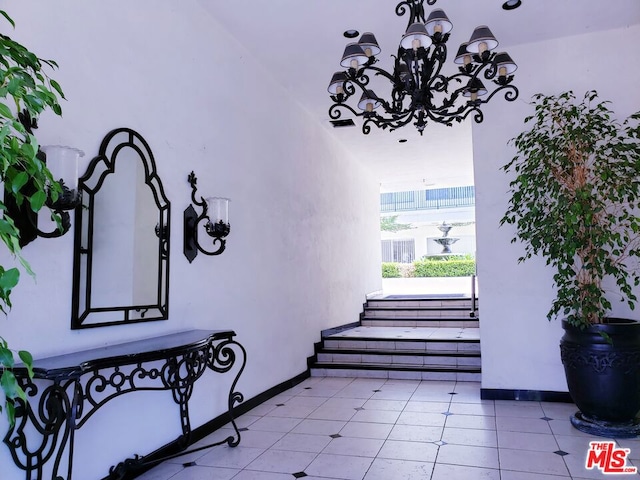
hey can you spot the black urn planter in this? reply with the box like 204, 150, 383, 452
560, 319, 640, 438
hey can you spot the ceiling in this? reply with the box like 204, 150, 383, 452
202, 0, 640, 192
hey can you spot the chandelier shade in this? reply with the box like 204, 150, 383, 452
358, 90, 381, 111
340, 43, 368, 69
400, 22, 432, 50
467, 25, 499, 53
425, 9, 453, 36
328, 71, 350, 95
464, 78, 488, 100
454, 42, 472, 65
494, 52, 518, 76
358, 32, 381, 57
327, 0, 519, 135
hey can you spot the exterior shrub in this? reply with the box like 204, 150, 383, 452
382, 262, 401, 278
413, 259, 476, 277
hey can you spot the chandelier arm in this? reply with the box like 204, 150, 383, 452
329, 102, 362, 120
425, 109, 457, 127
348, 72, 400, 115
474, 84, 519, 105
375, 109, 419, 132
422, 44, 447, 84
395, 0, 432, 29
364, 65, 398, 84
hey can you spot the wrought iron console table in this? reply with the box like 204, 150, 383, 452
3, 330, 246, 480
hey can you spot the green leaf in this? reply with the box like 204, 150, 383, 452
0, 369, 19, 399
0, 102, 12, 119
10, 171, 28, 194
0, 267, 19, 290
0, 347, 13, 367
18, 350, 33, 378
29, 190, 46, 212
0, 10, 16, 28
49, 79, 64, 99
5, 399, 15, 427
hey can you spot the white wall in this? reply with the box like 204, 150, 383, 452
0, 2, 381, 478
474, 24, 640, 392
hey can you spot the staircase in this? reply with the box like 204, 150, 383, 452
309, 295, 481, 381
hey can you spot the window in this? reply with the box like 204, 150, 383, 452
381, 239, 415, 263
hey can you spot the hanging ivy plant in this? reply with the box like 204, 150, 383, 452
0, 10, 65, 426
501, 91, 640, 329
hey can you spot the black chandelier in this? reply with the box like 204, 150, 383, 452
328, 0, 518, 135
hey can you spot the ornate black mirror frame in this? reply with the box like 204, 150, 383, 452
71, 128, 170, 329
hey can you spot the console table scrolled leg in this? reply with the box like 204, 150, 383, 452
225, 340, 247, 447
3, 379, 76, 480
206, 337, 247, 447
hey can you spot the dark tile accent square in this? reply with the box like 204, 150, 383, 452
373, 389, 382, 392
442, 411, 453, 416
434, 440, 447, 446
304, 387, 312, 390
239, 427, 249, 432
554, 450, 569, 456
449, 392, 458, 395
293, 473, 308, 478
276, 403, 286, 407
183, 461, 197, 467
330, 434, 342, 439
540, 416, 553, 421
354, 407, 365, 411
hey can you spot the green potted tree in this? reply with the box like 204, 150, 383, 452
501, 90, 640, 437
0, 10, 65, 426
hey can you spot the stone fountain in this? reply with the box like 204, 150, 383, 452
433, 221, 459, 254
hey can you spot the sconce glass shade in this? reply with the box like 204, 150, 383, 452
205, 196, 230, 225
358, 32, 381, 57
41, 145, 84, 210
425, 9, 453, 36
328, 71, 349, 95
400, 23, 432, 50
340, 43, 368, 68
494, 52, 518, 75
466, 26, 499, 54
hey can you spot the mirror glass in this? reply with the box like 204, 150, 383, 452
71, 128, 170, 329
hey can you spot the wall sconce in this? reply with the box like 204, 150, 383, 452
4, 144, 84, 247
183, 171, 230, 263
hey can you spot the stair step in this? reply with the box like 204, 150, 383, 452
319, 348, 480, 357
360, 319, 479, 328
322, 339, 480, 353
316, 353, 481, 367
309, 363, 481, 381
313, 361, 480, 372
365, 306, 474, 311
366, 299, 477, 308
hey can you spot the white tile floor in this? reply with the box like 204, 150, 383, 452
138, 378, 640, 480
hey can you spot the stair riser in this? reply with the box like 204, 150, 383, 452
364, 310, 474, 318
323, 339, 480, 352
366, 300, 477, 308
310, 368, 481, 382
317, 353, 481, 367
360, 320, 479, 328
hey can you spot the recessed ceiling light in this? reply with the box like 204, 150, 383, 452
343, 29, 359, 38
502, 0, 522, 10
